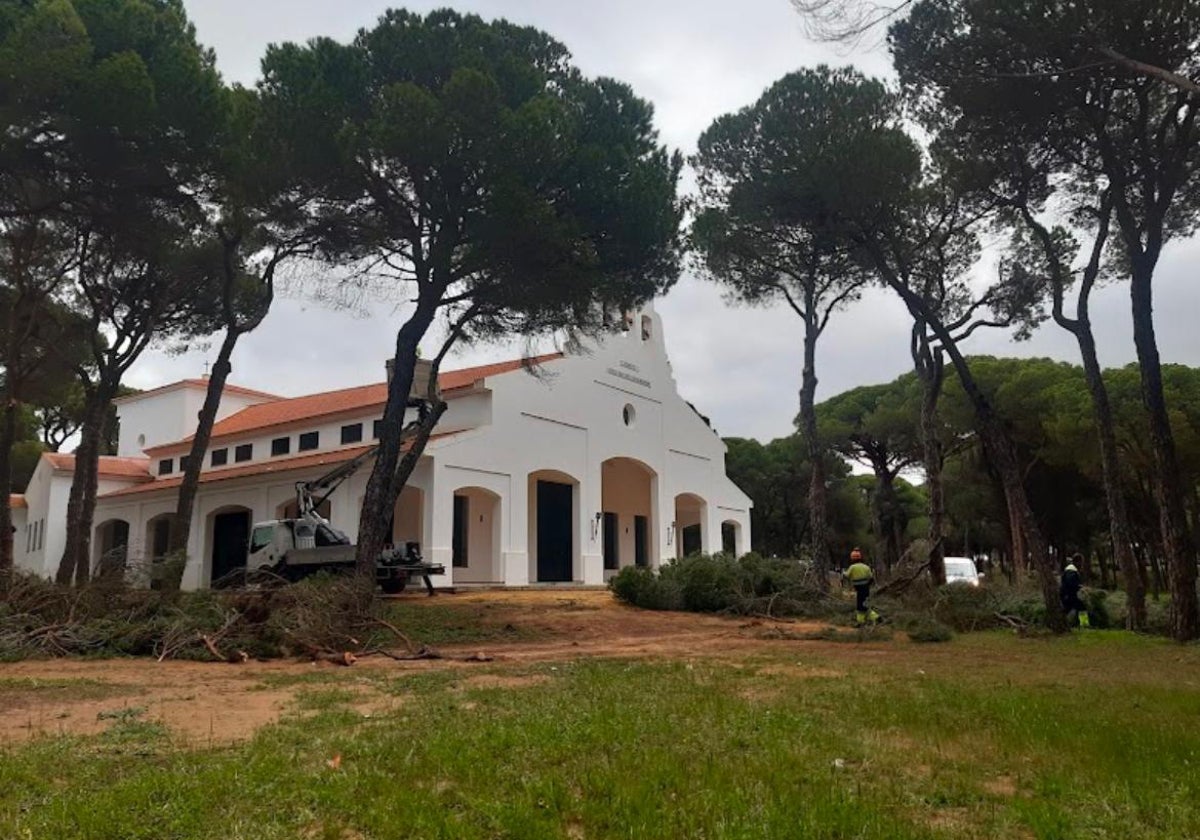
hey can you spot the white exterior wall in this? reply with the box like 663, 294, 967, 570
425, 306, 753, 587
116, 384, 276, 458
14, 460, 68, 578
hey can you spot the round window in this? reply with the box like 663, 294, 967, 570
623, 404, 636, 427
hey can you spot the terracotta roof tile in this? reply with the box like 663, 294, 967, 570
146, 353, 562, 454
100, 433, 458, 500
45, 453, 153, 481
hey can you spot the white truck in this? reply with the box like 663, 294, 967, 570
245, 513, 439, 594
240, 361, 443, 594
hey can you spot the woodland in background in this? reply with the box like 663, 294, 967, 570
727, 356, 1200, 599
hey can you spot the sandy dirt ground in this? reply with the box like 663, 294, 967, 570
0, 590, 881, 745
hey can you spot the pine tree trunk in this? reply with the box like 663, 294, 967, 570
799, 324, 830, 584
1072, 323, 1146, 628
915, 338, 947, 585
1130, 263, 1198, 640
877, 473, 903, 572
0, 397, 16, 579
355, 305, 437, 574
56, 386, 111, 586
163, 328, 241, 591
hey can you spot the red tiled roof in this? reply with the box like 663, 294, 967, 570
45, 453, 154, 481
113, 379, 281, 405
100, 433, 458, 499
9, 494, 26, 509
145, 353, 562, 455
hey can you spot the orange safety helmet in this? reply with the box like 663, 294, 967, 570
849, 548, 863, 561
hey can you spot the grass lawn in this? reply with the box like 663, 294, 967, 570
2, 624, 1199, 838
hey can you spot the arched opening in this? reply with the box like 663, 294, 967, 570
382, 485, 425, 555
528, 469, 579, 583
92, 519, 130, 577
673, 493, 708, 559
276, 498, 331, 520
207, 505, 252, 586
601, 457, 657, 576
721, 520, 742, 556
451, 486, 502, 584
145, 513, 178, 563
145, 512, 179, 589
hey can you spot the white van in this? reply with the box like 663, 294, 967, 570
944, 556, 983, 587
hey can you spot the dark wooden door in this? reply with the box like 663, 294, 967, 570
536, 480, 573, 582
211, 510, 250, 583
453, 495, 469, 568
603, 512, 619, 570
635, 515, 649, 567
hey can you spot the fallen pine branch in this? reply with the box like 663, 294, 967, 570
358, 645, 493, 662
875, 561, 931, 598
994, 612, 1030, 631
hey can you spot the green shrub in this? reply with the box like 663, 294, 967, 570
932, 583, 1001, 631
1084, 589, 1112, 629
609, 554, 830, 617
609, 566, 682, 611
906, 617, 954, 643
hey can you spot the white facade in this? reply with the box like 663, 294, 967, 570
113, 380, 279, 458
13, 308, 753, 588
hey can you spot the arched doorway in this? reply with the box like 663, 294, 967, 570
674, 493, 708, 558
528, 469, 579, 583
721, 520, 742, 556
601, 458, 657, 574
93, 519, 130, 577
451, 487, 502, 583
208, 506, 252, 585
145, 512, 179, 589
382, 485, 424, 553
145, 513, 177, 563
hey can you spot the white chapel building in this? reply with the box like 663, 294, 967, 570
12, 308, 752, 589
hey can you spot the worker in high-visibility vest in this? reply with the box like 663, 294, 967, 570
844, 548, 878, 625
1060, 556, 1090, 628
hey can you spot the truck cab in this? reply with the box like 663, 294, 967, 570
247, 516, 356, 574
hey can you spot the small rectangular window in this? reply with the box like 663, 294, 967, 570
373, 419, 383, 440
298, 431, 319, 452
235, 443, 253, 463
341, 423, 363, 445
179, 455, 191, 473
271, 437, 290, 457
158, 458, 174, 476
211, 448, 228, 467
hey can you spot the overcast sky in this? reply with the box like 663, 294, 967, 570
126, 0, 1200, 443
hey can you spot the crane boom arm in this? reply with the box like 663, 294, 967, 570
295, 397, 430, 518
